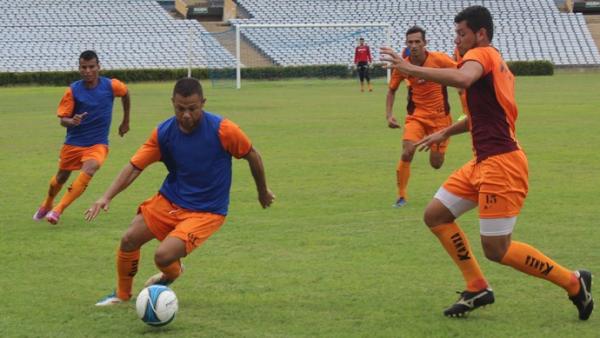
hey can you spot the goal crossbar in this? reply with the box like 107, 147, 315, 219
234, 22, 392, 89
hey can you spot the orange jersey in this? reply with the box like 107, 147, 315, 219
389, 51, 457, 117
460, 47, 519, 162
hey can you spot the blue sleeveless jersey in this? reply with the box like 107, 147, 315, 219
157, 112, 232, 215
65, 77, 115, 146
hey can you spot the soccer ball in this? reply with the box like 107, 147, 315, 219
135, 285, 178, 326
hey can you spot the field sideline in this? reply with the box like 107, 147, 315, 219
1, 74, 599, 337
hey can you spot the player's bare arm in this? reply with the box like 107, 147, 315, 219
60, 112, 88, 127
118, 91, 131, 137
415, 117, 469, 152
85, 163, 142, 221
380, 47, 483, 89
243, 147, 275, 208
385, 88, 401, 129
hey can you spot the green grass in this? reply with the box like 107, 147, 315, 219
1, 74, 599, 337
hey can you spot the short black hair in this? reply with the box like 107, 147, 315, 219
79, 50, 99, 63
359, 37, 364, 40
173, 77, 204, 98
454, 5, 494, 42
405, 25, 426, 41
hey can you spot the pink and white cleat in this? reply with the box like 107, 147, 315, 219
46, 210, 61, 225
33, 206, 51, 221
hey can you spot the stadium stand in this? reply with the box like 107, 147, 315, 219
231, 0, 600, 67
0, 0, 237, 72
1, 0, 598, 72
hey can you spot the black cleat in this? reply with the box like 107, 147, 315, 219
444, 288, 495, 318
569, 270, 593, 320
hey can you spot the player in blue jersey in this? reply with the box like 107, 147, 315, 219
33, 50, 131, 225
87, 77, 275, 306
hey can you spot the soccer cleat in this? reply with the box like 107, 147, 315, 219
392, 197, 407, 208
33, 206, 51, 221
46, 210, 61, 224
143, 264, 185, 288
569, 270, 593, 320
443, 288, 495, 318
95, 291, 126, 306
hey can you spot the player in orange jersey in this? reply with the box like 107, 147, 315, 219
381, 6, 593, 319
386, 26, 457, 208
33, 50, 130, 225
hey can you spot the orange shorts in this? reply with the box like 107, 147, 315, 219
442, 150, 529, 218
59, 144, 108, 171
403, 113, 452, 153
138, 193, 225, 254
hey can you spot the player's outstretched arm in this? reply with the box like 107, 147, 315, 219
243, 147, 275, 209
415, 118, 469, 152
85, 163, 142, 221
379, 47, 483, 89
118, 91, 131, 137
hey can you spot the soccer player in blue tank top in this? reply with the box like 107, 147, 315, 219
33, 50, 131, 225
87, 78, 275, 306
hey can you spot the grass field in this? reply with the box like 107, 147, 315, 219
1, 73, 599, 337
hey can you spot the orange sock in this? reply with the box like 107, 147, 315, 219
500, 241, 579, 295
159, 260, 182, 281
41, 175, 64, 209
396, 160, 411, 199
431, 223, 488, 291
116, 249, 140, 300
54, 172, 92, 213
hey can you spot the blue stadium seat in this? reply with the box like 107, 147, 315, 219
230, 0, 600, 67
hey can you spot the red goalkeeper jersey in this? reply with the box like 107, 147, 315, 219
354, 45, 372, 63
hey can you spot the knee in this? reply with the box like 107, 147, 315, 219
401, 149, 415, 162
56, 171, 70, 184
82, 161, 100, 176
120, 230, 140, 252
482, 245, 507, 263
423, 207, 451, 228
430, 156, 444, 170
423, 198, 456, 228
430, 162, 443, 170
423, 209, 438, 228
481, 236, 511, 263
154, 247, 176, 268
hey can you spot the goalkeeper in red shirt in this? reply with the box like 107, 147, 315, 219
354, 37, 373, 92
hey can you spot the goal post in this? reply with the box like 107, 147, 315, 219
234, 22, 393, 89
